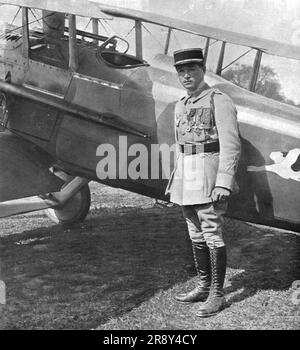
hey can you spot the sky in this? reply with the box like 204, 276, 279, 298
1, 0, 300, 103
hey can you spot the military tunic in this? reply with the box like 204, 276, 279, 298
166, 83, 241, 206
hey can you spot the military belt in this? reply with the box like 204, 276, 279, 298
179, 142, 220, 155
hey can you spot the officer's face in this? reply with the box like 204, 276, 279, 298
176, 63, 205, 93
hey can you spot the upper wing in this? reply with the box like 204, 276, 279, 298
3, 1, 299, 60
0, 0, 105, 19
93, 2, 300, 61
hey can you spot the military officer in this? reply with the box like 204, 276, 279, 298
166, 48, 241, 317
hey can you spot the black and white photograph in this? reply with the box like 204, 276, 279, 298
0, 0, 299, 333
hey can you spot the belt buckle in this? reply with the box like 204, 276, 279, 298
185, 144, 193, 155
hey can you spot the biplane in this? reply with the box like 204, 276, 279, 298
0, 0, 299, 231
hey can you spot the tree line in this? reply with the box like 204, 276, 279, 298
223, 64, 300, 108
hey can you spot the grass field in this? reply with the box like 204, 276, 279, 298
0, 183, 299, 330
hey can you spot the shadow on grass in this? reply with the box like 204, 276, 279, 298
224, 219, 300, 307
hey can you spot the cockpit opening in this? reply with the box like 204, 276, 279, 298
96, 36, 149, 69
98, 50, 148, 69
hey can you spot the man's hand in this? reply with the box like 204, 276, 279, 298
211, 187, 231, 202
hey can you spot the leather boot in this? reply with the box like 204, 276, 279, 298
175, 241, 211, 303
196, 246, 227, 317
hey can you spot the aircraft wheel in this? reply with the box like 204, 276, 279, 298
45, 184, 91, 225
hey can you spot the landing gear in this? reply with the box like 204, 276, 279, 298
45, 184, 91, 225
44, 168, 91, 225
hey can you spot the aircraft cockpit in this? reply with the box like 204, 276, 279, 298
25, 11, 149, 73
0, 7, 149, 77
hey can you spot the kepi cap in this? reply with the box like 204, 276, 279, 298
173, 48, 204, 67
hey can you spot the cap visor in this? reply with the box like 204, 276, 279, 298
174, 58, 204, 66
